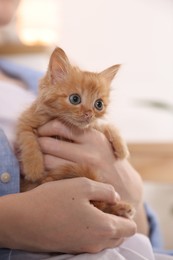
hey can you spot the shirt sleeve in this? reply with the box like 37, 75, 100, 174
0, 129, 20, 196
144, 203, 164, 250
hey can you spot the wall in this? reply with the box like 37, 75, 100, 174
6, 0, 173, 142
57, 0, 173, 142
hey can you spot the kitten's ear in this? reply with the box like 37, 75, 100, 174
48, 47, 71, 85
99, 64, 121, 83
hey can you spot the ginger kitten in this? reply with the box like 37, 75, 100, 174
17, 47, 135, 219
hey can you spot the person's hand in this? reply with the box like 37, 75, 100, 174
0, 178, 136, 253
38, 120, 116, 171
37, 120, 143, 208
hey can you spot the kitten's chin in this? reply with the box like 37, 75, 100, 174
61, 116, 94, 130
66, 119, 92, 129
73, 121, 90, 129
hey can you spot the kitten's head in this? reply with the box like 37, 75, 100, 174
39, 47, 120, 129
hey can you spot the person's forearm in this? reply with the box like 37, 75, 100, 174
0, 193, 22, 249
0, 179, 136, 253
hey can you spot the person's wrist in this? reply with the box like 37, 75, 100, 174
101, 160, 143, 208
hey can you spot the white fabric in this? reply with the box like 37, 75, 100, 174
42, 234, 173, 260
154, 255, 173, 260
0, 80, 35, 146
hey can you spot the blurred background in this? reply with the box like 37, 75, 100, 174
0, 0, 173, 249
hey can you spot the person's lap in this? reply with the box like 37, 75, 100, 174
1, 234, 172, 260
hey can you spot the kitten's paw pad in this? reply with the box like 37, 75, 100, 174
112, 202, 136, 219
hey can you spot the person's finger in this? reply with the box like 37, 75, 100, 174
38, 120, 83, 142
85, 180, 120, 204
43, 154, 75, 170
38, 137, 87, 163
109, 216, 137, 238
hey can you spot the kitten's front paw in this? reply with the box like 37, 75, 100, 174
102, 124, 129, 159
24, 170, 44, 182
113, 143, 129, 159
22, 153, 44, 182
112, 202, 136, 219
94, 200, 136, 219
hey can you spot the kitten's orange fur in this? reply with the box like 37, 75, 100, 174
17, 47, 135, 219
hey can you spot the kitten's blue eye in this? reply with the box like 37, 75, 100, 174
69, 94, 81, 105
94, 99, 104, 110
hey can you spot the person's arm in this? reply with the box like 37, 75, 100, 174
37, 119, 149, 236
0, 178, 136, 253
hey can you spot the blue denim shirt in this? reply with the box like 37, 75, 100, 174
0, 59, 43, 196
0, 129, 20, 196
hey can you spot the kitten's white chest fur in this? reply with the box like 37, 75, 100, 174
0, 81, 35, 147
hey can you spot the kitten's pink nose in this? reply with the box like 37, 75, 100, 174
84, 110, 93, 119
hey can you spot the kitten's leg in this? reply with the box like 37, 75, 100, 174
17, 130, 44, 182
94, 124, 129, 159
41, 164, 97, 183
21, 164, 91, 192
